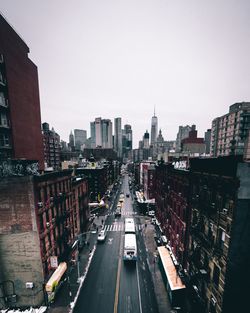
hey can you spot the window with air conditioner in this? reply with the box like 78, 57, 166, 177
0, 113, 8, 127
0, 134, 9, 147
0, 92, 6, 106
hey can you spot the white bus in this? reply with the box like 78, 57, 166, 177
124, 218, 135, 234
123, 233, 137, 261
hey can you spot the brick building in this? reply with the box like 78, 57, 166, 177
140, 161, 156, 200
154, 156, 250, 313
154, 160, 191, 267
0, 168, 89, 308
76, 158, 110, 202
42, 122, 60, 170
210, 102, 250, 157
187, 156, 250, 313
181, 125, 206, 155
0, 14, 44, 169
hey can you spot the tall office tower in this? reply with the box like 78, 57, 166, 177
150, 108, 158, 146
95, 117, 102, 147
123, 124, 133, 159
90, 117, 113, 149
210, 102, 250, 157
204, 129, 211, 154
68, 130, 75, 151
90, 121, 96, 148
0, 14, 44, 169
175, 125, 192, 152
101, 119, 113, 148
114, 117, 122, 157
42, 122, 60, 170
143, 130, 150, 149
74, 129, 87, 151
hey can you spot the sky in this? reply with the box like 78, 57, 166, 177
1, 0, 250, 147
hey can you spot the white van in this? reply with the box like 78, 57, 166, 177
97, 230, 107, 242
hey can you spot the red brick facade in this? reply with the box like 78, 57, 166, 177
0, 171, 89, 308
0, 14, 44, 169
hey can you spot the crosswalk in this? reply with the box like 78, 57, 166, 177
109, 211, 137, 216
102, 223, 143, 232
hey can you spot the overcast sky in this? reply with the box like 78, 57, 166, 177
1, 0, 250, 147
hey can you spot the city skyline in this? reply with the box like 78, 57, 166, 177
1, 0, 250, 146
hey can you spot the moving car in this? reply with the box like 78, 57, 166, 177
97, 230, 107, 242
115, 207, 121, 217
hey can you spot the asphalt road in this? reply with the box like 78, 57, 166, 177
73, 174, 159, 313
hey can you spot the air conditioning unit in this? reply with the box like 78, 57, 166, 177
211, 297, 217, 306
38, 202, 43, 208
25, 282, 34, 289
46, 222, 50, 228
223, 208, 228, 214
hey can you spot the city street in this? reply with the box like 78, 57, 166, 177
73, 175, 159, 313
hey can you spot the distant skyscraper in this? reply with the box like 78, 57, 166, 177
95, 117, 102, 147
69, 130, 75, 151
114, 117, 122, 157
122, 124, 133, 160
176, 125, 192, 152
101, 119, 113, 148
90, 122, 96, 148
74, 129, 87, 151
204, 129, 211, 155
90, 117, 113, 148
143, 130, 150, 149
150, 108, 158, 146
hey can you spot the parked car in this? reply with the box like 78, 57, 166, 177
154, 236, 162, 246
148, 210, 155, 217
161, 235, 168, 245
126, 193, 130, 198
151, 217, 157, 225
97, 230, 107, 242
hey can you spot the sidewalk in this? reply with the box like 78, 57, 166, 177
141, 217, 172, 313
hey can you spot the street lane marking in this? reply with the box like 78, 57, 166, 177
113, 233, 123, 313
136, 263, 143, 313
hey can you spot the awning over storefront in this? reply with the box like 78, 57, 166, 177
45, 262, 67, 292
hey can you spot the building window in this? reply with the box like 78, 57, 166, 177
213, 264, 220, 286
218, 228, 226, 249
0, 133, 9, 146
0, 112, 8, 127
0, 92, 6, 106
0, 70, 5, 85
